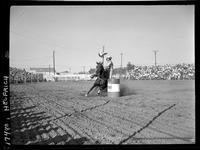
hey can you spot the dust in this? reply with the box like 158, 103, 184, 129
82, 83, 136, 97
120, 83, 137, 97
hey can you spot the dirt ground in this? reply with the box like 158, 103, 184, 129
10, 80, 195, 145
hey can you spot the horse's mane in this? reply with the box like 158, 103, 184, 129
96, 63, 104, 77
95, 63, 108, 79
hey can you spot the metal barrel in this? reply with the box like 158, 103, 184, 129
107, 78, 120, 97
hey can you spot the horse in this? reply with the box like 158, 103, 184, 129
85, 62, 109, 97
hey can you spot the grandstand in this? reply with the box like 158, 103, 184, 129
9, 63, 195, 84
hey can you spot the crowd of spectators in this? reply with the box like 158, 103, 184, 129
124, 63, 195, 80
9, 67, 44, 84
10, 63, 195, 83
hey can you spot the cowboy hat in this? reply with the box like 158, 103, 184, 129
96, 61, 103, 64
98, 52, 108, 57
106, 56, 112, 60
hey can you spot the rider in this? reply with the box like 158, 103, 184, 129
97, 51, 114, 79
104, 55, 113, 79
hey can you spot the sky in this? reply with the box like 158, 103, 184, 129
10, 5, 194, 73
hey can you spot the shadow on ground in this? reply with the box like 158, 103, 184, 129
10, 94, 90, 145
120, 83, 137, 97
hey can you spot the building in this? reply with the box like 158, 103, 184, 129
55, 73, 93, 81
30, 67, 55, 81
30, 67, 55, 75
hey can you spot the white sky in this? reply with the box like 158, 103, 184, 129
10, 5, 194, 73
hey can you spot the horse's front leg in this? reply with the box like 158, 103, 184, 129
85, 84, 96, 97
97, 88, 101, 95
97, 79, 107, 96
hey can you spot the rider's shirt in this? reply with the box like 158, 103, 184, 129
104, 60, 113, 71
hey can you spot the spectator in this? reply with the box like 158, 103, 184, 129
116, 63, 195, 80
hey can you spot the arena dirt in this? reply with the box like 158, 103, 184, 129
10, 80, 195, 145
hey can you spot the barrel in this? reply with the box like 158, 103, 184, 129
107, 78, 120, 97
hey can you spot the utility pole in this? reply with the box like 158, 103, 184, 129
153, 50, 159, 66
53, 50, 55, 75
83, 66, 85, 74
120, 52, 123, 79
120, 53, 123, 68
49, 64, 50, 75
102, 45, 105, 65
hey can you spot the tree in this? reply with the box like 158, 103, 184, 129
127, 62, 135, 72
78, 71, 85, 74
113, 67, 126, 75
88, 68, 96, 74
63, 70, 69, 73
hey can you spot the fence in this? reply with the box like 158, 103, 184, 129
9, 67, 95, 84
55, 74, 94, 81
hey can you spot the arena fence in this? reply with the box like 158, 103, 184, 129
54, 74, 95, 81
9, 67, 95, 84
